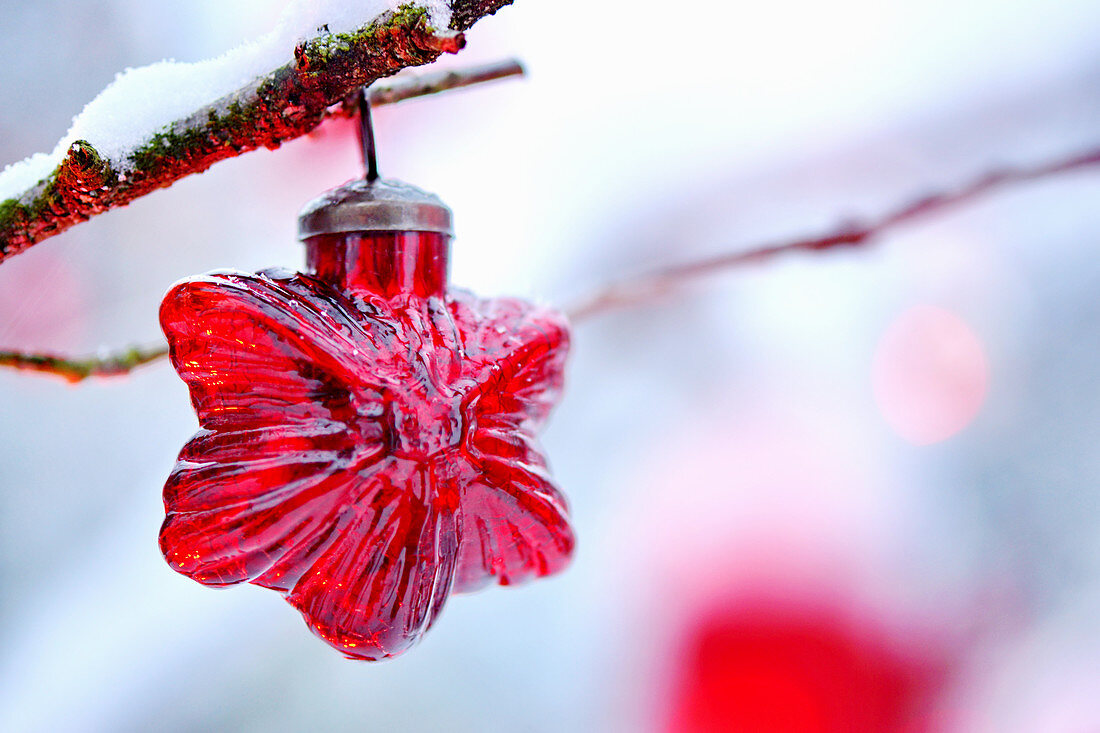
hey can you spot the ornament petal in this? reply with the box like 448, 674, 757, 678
454, 449, 574, 593
286, 460, 459, 660
451, 293, 570, 430
164, 422, 353, 511
160, 270, 381, 430
160, 467, 359, 588
159, 271, 393, 590
159, 421, 381, 587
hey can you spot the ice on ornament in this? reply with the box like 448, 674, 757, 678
0, 0, 453, 202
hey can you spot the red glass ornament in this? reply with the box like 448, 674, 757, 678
159, 181, 573, 660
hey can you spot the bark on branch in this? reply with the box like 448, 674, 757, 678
0, 1, 513, 263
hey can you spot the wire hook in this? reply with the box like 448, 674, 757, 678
359, 87, 379, 183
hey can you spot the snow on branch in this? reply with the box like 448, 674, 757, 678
0, 0, 513, 264
567, 146, 1100, 321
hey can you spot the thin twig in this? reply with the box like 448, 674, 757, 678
0, 345, 168, 383
320, 59, 525, 122
0, 1, 514, 263
567, 147, 1100, 321
365, 59, 525, 108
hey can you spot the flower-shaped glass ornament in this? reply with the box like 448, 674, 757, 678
158, 176, 574, 660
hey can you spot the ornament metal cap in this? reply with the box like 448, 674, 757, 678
297, 178, 454, 239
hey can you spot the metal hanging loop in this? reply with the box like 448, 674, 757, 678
359, 88, 380, 183
296, 84, 454, 240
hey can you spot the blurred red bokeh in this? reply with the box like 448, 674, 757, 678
872, 305, 988, 445
668, 601, 948, 733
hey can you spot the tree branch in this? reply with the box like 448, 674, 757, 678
0, 345, 168, 384
0, 1, 514, 264
567, 146, 1100, 321
363, 58, 524, 108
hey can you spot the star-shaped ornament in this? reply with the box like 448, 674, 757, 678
159, 179, 574, 660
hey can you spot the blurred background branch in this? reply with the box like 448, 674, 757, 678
568, 146, 1100, 321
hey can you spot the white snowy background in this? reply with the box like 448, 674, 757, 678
1, 0, 1099, 731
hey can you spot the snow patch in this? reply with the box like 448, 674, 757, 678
0, 0, 453, 202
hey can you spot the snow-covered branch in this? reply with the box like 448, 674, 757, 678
0, 0, 513, 263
